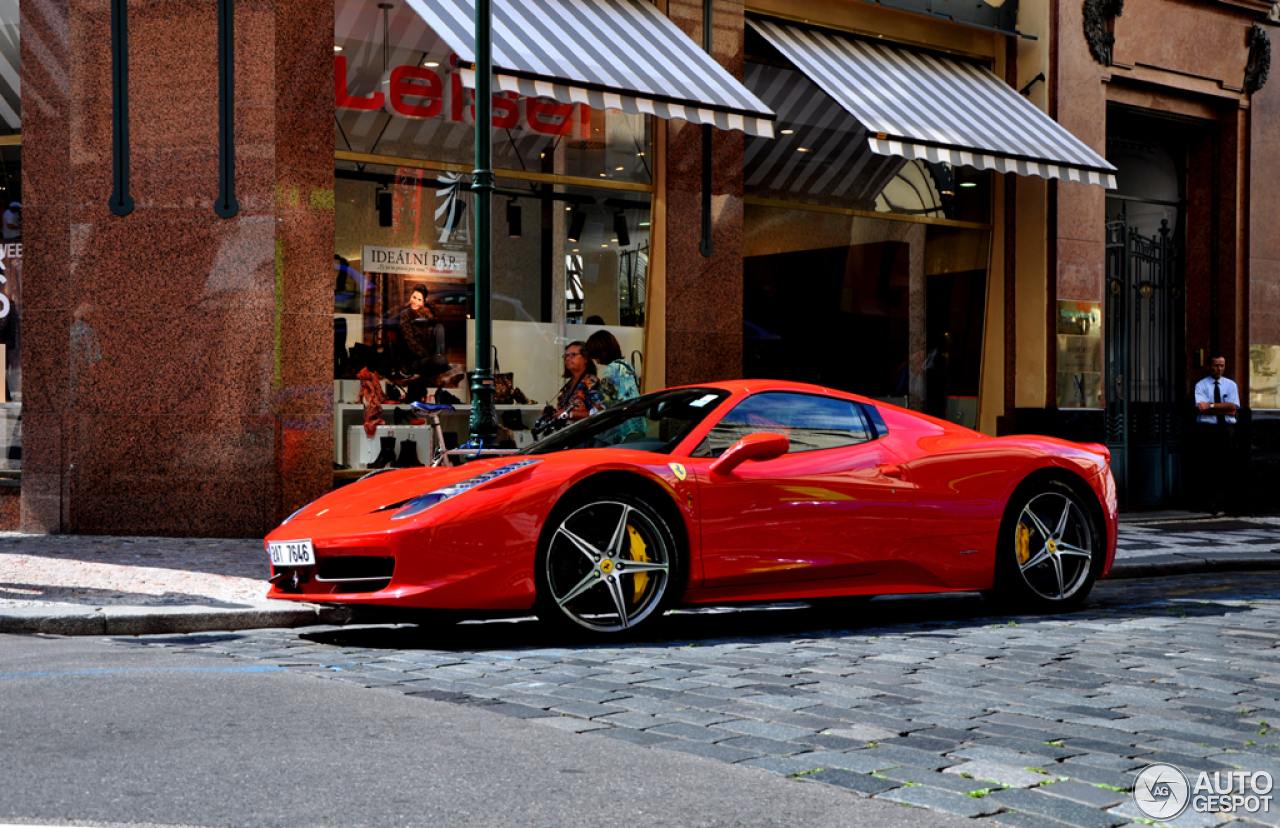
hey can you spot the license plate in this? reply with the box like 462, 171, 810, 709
268, 539, 315, 567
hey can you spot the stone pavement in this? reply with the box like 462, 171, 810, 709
0, 515, 1277, 635
101, 570, 1280, 828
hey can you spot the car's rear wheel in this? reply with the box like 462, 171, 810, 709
535, 491, 682, 635
991, 478, 1103, 612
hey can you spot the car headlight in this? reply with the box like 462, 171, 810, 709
389, 460, 541, 521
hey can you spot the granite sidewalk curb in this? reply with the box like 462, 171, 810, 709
0, 601, 354, 636
3, 553, 1278, 637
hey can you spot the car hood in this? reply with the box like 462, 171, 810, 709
285, 458, 532, 522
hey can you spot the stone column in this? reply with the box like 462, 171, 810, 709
663, 0, 744, 386
21, 0, 334, 536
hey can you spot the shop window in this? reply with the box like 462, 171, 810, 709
743, 206, 989, 423
333, 162, 651, 469
1252, 346, 1280, 409
333, 1, 656, 473
0, 0, 20, 475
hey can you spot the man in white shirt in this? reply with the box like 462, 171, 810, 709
1193, 356, 1239, 515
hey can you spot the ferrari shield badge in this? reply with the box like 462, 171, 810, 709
668, 462, 687, 481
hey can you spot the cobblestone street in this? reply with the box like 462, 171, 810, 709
105, 569, 1280, 828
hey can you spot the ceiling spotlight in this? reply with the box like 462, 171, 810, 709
333, 45, 344, 52
613, 210, 630, 247
797, 147, 810, 153
599, 173, 607, 177
506, 198, 521, 238
423, 60, 439, 67
567, 209, 587, 243
615, 166, 624, 171
780, 128, 794, 134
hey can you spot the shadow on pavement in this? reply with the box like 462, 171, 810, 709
295, 569, 1274, 654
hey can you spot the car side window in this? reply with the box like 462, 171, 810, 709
692, 392, 874, 458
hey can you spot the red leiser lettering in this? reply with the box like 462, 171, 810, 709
338, 56, 591, 137
385, 65, 442, 119
525, 98, 575, 136
334, 54, 384, 111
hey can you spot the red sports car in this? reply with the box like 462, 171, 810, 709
265, 380, 1117, 636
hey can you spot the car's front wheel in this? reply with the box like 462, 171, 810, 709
990, 478, 1104, 612
535, 491, 682, 635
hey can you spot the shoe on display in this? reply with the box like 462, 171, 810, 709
393, 439, 424, 468
368, 435, 397, 469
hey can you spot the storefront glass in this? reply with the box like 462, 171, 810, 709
740, 41, 992, 425
0, 0, 20, 475
333, 0, 653, 468
743, 205, 989, 425
742, 44, 991, 224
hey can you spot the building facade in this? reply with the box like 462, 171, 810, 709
6, 0, 1277, 536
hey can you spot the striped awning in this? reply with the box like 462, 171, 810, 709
748, 17, 1117, 189
406, 0, 776, 137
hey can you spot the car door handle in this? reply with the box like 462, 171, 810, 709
878, 464, 904, 479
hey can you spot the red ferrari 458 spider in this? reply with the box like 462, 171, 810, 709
266, 380, 1117, 636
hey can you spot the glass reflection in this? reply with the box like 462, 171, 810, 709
335, 0, 652, 185
742, 56, 990, 222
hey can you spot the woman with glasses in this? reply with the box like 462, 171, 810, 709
550, 341, 605, 423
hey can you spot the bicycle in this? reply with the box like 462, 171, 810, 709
407, 401, 521, 467
408, 402, 459, 467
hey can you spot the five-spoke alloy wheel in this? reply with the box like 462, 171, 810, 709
536, 491, 681, 634
992, 478, 1103, 611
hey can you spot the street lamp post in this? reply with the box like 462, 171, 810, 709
469, 0, 497, 446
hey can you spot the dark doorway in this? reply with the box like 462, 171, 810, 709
1104, 107, 1192, 510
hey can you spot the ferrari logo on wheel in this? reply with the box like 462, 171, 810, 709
669, 463, 687, 481
600, 559, 614, 574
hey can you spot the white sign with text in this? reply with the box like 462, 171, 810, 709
362, 245, 467, 279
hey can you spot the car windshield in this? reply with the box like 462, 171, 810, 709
521, 388, 731, 455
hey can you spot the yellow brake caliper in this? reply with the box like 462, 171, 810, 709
626, 525, 650, 602
1016, 522, 1032, 565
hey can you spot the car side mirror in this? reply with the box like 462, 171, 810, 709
709, 432, 789, 476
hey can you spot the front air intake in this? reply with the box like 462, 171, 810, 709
314, 556, 395, 592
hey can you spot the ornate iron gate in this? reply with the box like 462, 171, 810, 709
1104, 218, 1184, 509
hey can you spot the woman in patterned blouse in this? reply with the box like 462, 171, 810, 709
552, 341, 605, 421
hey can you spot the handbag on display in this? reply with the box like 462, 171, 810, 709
493, 346, 515, 405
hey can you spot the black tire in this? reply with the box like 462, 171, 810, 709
535, 490, 684, 636
989, 477, 1104, 612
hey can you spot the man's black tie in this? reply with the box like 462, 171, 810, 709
1214, 380, 1226, 426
